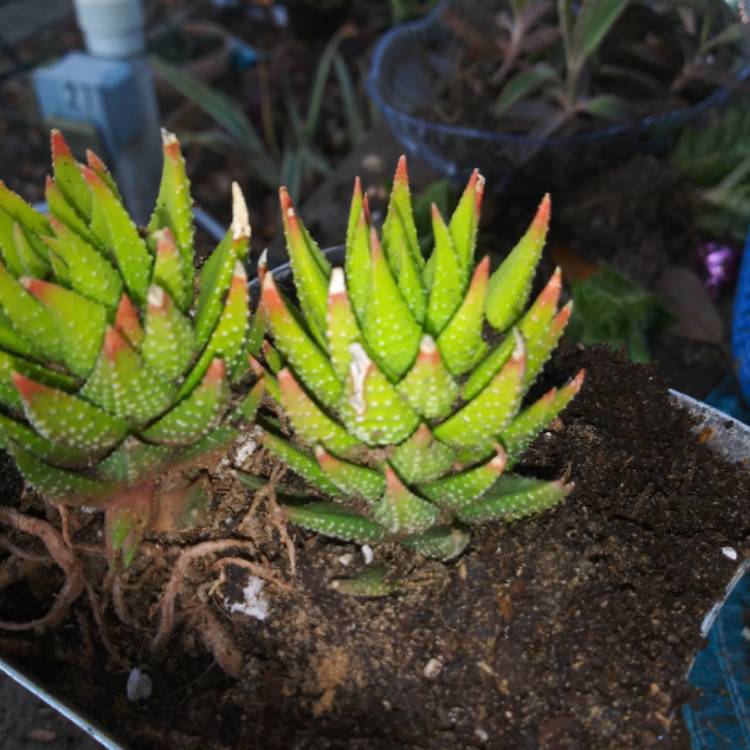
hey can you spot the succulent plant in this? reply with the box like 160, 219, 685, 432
256, 159, 584, 561
0, 131, 264, 565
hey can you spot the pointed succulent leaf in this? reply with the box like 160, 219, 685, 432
381, 156, 426, 323
401, 525, 470, 560
372, 464, 440, 535
51, 130, 91, 219
361, 228, 421, 381
436, 255, 490, 376
0, 181, 52, 244
280, 187, 329, 347
390, 423, 456, 484
346, 177, 364, 251
114, 293, 144, 348
0, 209, 28, 277
434, 334, 526, 449
151, 227, 191, 312
339, 344, 420, 446
142, 359, 229, 446
456, 474, 572, 524
278, 368, 362, 455
345, 198, 371, 321
21, 277, 106, 377
284, 501, 389, 544
262, 340, 283, 373
502, 369, 585, 465
45, 175, 95, 243
86, 148, 120, 198
79, 326, 175, 421
0, 308, 36, 359
12, 223, 49, 277
0, 349, 76, 413
0, 262, 64, 362
525, 301, 572, 388
261, 429, 340, 495
486, 195, 550, 331
418, 444, 507, 510
8, 440, 111, 501
463, 268, 563, 401
327, 267, 361, 381
13, 372, 127, 452
106, 496, 150, 568
95, 437, 174, 484
425, 204, 464, 335
81, 166, 152, 305
314, 445, 385, 503
249, 355, 281, 403
148, 130, 195, 292
141, 284, 195, 380
261, 272, 341, 410
193, 210, 251, 345
330, 566, 403, 597
449, 169, 484, 274
397, 335, 458, 420
234, 375, 266, 421
0, 412, 89, 467
181, 261, 249, 397
245, 305, 266, 359
45, 217, 122, 309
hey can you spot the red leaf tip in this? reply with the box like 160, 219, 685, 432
395, 155, 409, 185
50, 130, 73, 161
12, 371, 47, 401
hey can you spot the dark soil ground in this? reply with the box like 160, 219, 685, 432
1, 345, 749, 749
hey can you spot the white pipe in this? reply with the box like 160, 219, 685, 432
73, 0, 145, 58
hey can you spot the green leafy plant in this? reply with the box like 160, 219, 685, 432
566, 267, 671, 362
441, 0, 746, 137
0, 131, 264, 565
672, 104, 750, 241
151, 30, 367, 203
254, 160, 585, 561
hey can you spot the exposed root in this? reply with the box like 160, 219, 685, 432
212, 556, 293, 593
0, 508, 84, 631
56, 503, 73, 549
151, 539, 257, 653
194, 595, 244, 679
0, 534, 52, 564
110, 574, 132, 627
240, 465, 296, 575
84, 580, 124, 666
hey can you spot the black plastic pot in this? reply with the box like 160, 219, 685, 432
1, 247, 749, 747
367, 0, 750, 192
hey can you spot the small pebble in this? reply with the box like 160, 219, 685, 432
26, 728, 57, 743
721, 546, 738, 561
337, 553, 353, 566
126, 668, 153, 702
423, 657, 443, 679
475, 728, 489, 743
361, 545, 374, 564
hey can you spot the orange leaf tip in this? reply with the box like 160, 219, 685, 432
231, 182, 250, 241
11, 371, 46, 400
395, 155, 408, 185
50, 129, 73, 160
86, 149, 108, 173
205, 358, 226, 383
532, 194, 551, 235
103, 326, 129, 360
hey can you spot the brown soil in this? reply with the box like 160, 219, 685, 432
1, 344, 749, 748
